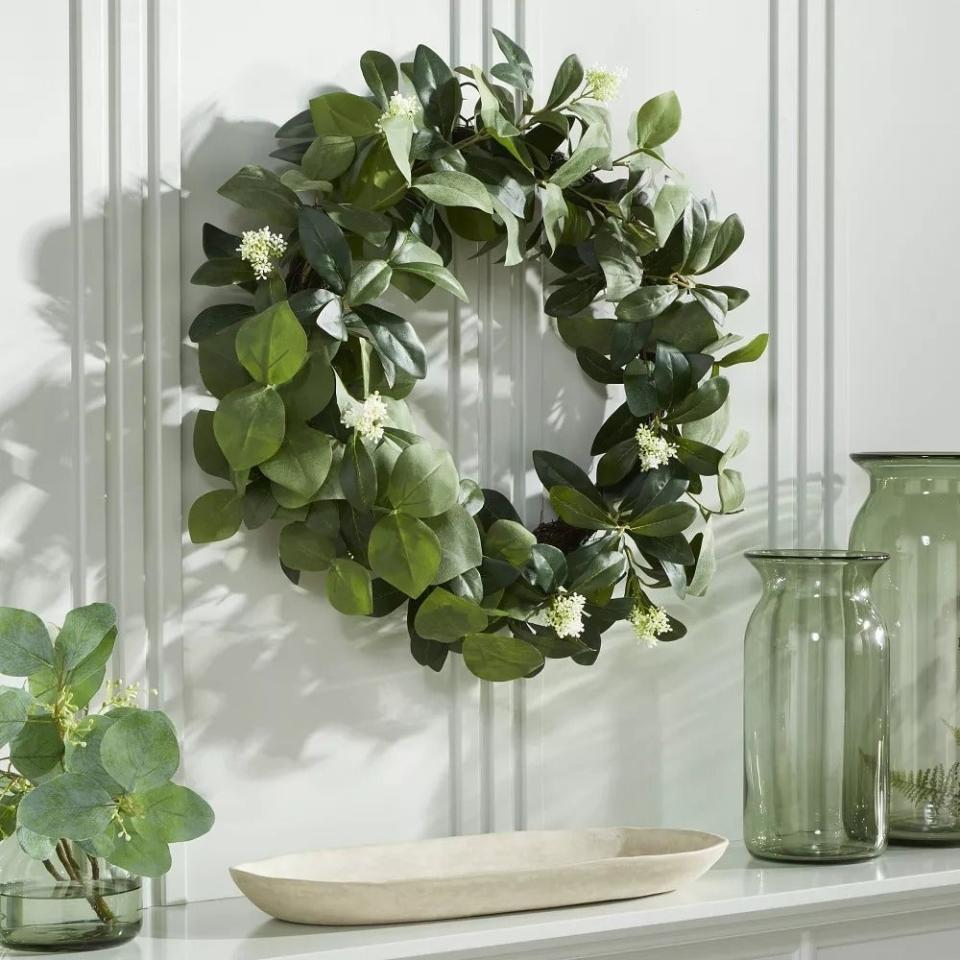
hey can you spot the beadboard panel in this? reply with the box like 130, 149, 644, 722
4, 0, 941, 911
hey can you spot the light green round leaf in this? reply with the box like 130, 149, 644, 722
101, 825, 172, 878
548, 486, 616, 531
56, 602, 117, 672
18, 772, 115, 841
17, 825, 57, 861
346, 260, 392, 306
326, 558, 374, 615
424, 504, 482, 583
635, 90, 681, 149
64, 715, 125, 795
136, 782, 215, 844
302, 136, 356, 182
188, 489, 243, 544
413, 172, 493, 214
414, 589, 488, 643
387, 442, 459, 517
0, 607, 54, 676
213, 383, 286, 470
235, 301, 308, 385
100, 711, 181, 794
462, 633, 544, 682
0, 687, 31, 749
368, 512, 442, 598
628, 502, 697, 538
11, 716, 63, 781
260, 424, 334, 500
278, 522, 336, 572
309, 92, 381, 137
484, 519, 536, 566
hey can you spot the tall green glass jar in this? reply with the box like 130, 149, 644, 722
743, 549, 889, 862
849, 453, 960, 844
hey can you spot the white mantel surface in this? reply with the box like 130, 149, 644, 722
49, 846, 960, 959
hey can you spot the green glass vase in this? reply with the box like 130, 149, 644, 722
849, 453, 960, 844
743, 549, 890, 862
0, 838, 141, 951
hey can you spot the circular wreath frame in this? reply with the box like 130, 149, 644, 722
187, 32, 765, 681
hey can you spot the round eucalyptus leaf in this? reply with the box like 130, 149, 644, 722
135, 782, 215, 844
260, 424, 334, 500
387, 443, 459, 518
213, 383, 286, 471
100, 711, 181, 794
424, 504, 482, 584
0, 687, 31, 749
462, 633, 544, 682
0, 608, 54, 676
101, 825, 172, 878
278, 522, 336, 572
326, 558, 374, 615
188, 489, 243, 544
18, 773, 115, 841
414, 588, 488, 643
17, 825, 58, 861
11, 716, 64, 782
235, 301, 308, 385
484, 519, 536, 567
368, 512, 442, 598
56, 602, 117, 672
64, 715, 125, 796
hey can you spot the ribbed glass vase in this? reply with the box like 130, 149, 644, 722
743, 549, 890, 862
849, 453, 960, 844
0, 838, 141, 951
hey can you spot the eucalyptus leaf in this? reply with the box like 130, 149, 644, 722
100, 711, 180, 794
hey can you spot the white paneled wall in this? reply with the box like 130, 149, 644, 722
4, 0, 957, 907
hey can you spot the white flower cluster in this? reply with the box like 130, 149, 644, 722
635, 424, 678, 471
341, 391, 389, 443
376, 92, 419, 132
629, 603, 672, 649
237, 226, 287, 280
585, 64, 626, 102
545, 589, 587, 639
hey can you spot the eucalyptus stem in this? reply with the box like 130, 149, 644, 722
56, 840, 115, 925
41, 859, 65, 882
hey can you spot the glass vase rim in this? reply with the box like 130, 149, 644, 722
851, 452, 960, 462
744, 548, 889, 563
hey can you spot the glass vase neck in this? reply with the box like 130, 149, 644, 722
852, 453, 960, 481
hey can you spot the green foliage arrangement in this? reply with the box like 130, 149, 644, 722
891, 724, 960, 819
0, 603, 214, 883
188, 33, 766, 680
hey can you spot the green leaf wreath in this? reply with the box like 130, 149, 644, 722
188, 33, 766, 681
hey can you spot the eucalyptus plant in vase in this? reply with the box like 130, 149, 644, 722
0, 602, 214, 951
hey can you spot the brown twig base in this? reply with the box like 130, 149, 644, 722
532, 519, 589, 554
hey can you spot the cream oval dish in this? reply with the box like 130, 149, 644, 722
230, 827, 728, 925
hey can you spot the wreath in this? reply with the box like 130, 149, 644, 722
187, 33, 765, 681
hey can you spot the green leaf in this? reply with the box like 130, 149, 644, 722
549, 486, 616, 530
491, 29, 533, 92
278, 351, 336, 419
326, 558, 374, 615
309, 92, 381, 137
531, 450, 604, 507
629, 502, 696, 537
392, 262, 468, 302
705, 214, 745, 271
596, 219, 644, 301
691, 287, 728, 326
100, 711, 180, 793
299, 207, 352, 293
591, 402, 639, 456
665, 376, 730, 424
567, 547, 626, 595
544, 277, 603, 318
0, 687, 31, 749
541, 182, 567, 253
188, 489, 243, 544
380, 115, 414, 185
18, 773, 115, 841
597, 438, 638, 486
198, 326, 252, 399
686, 524, 717, 597
484, 519, 536, 566
64, 715, 124, 795
616, 284, 679, 321
302, 136, 356, 182
188, 303, 254, 343
677, 436, 723, 475
545, 54, 584, 109
414, 172, 493, 214
56, 603, 116, 673
653, 342, 692, 407
217, 165, 300, 229
11, 717, 64, 781
235, 301, 308, 386
719, 468, 746, 512
194, 409, 230, 480
340, 434, 378, 511
369, 512, 442, 598
260, 424, 334, 499
415, 588, 488, 642
213, 383, 286, 470
462, 633, 543, 682
360, 50, 399, 107
278, 522, 336, 571
652, 183, 690, 247
135, 782, 214, 843
524, 544, 567, 594
345, 139, 408, 211
412, 44, 461, 137
100, 825, 172, 878
346, 260, 392, 306
0, 608, 54, 675
635, 91, 681, 148
190, 257, 256, 287
719, 333, 768, 367
423, 504, 482, 583
491, 197, 523, 267
549, 122, 611, 189
17, 826, 56, 860
388, 442, 459, 518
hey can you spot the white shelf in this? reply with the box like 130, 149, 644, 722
51, 845, 960, 959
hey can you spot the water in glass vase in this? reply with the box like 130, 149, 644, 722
0, 876, 141, 950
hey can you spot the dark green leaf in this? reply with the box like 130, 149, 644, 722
629, 501, 696, 537
531, 450, 604, 506
190, 258, 255, 287
299, 207, 352, 294
719, 333, 768, 367
424, 504, 482, 583
340, 434, 378, 511
415, 588, 488, 642
545, 54, 584, 109
616, 284, 679, 322
326, 558, 374, 615
302, 136, 356, 182
217, 165, 300, 228
261, 424, 334, 499
665, 376, 729, 424
346, 259, 392, 306
653, 342, 692, 407
213, 383, 286, 470
309, 92, 381, 137
360, 50, 399, 108
188, 303, 253, 343
188, 489, 243, 544
388, 442, 459, 518
484, 519, 536, 566
591, 402, 638, 456
235, 301, 308, 385
278, 521, 336, 571
462, 633, 543, 682
368, 512, 442, 597
549, 486, 615, 530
